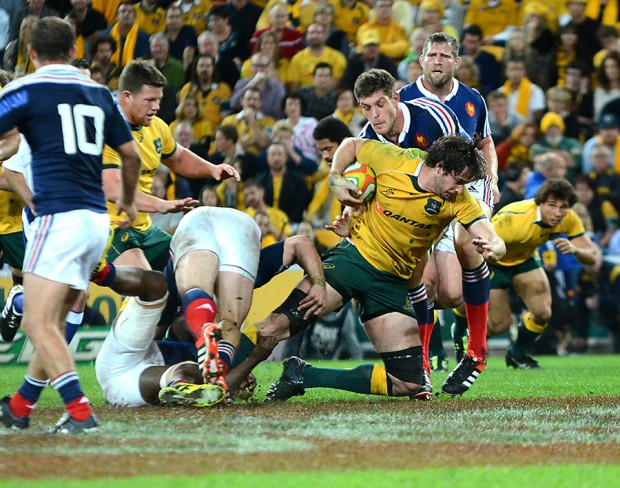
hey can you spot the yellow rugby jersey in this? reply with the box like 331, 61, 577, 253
0, 166, 24, 235
134, 3, 166, 34
331, 0, 370, 43
287, 48, 348, 87
351, 141, 486, 280
492, 199, 586, 267
178, 82, 232, 130
103, 116, 177, 231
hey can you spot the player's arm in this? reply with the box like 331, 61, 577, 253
163, 145, 240, 182
553, 234, 600, 266
467, 218, 506, 264
478, 135, 500, 204
282, 235, 327, 318
2, 167, 33, 212
0, 129, 21, 161
328, 137, 364, 207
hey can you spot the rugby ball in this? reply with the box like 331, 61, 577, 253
342, 162, 376, 204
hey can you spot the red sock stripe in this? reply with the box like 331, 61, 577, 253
9, 392, 35, 418
184, 298, 217, 338
465, 301, 489, 359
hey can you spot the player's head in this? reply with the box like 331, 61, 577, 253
71, 57, 91, 77
29, 17, 75, 64
354, 69, 399, 136
420, 32, 461, 89
423, 135, 487, 201
313, 116, 352, 164
118, 60, 167, 126
534, 178, 577, 226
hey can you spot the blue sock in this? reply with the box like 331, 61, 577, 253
50, 371, 84, 405
64, 311, 85, 344
17, 375, 48, 403
218, 341, 235, 369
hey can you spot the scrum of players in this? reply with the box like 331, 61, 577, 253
0, 21, 599, 434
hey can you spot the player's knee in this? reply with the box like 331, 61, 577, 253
159, 361, 201, 388
380, 346, 423, 397
488, 317, 510, 336
273, 288, 316, 337
140, 270, 168, 302
531, 306, 552, 325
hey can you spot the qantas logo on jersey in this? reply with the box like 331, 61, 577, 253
465, 102, 475, 117
415, 134, 429, 148
424, 198, 442, 215
382, 209, 432, 229
154, 138, 163, 154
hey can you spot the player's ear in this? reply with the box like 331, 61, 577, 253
68, 44, 76, 61
454, 55, 462, 70
393, 91, 400, 104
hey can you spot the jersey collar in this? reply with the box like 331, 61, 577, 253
415, 76, 460, 102
534, 205, 552, 228
375, 102, 411, 146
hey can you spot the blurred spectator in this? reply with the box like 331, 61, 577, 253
241, 30, 289, 82
549, 24, 584, 89
356, 0, 408, 63
397, 27, 427, 82
174, 0, 209, 35
564, 0, 602, 62
530, 111, 582, 180
455, 55, 480, 91
524, 151, 568, 198
545, 85, 583, 140
333, 89, 367, 136
88, 35, 122, 90
464, 0, 518, 45
66, 0, 107, 46
341, 29, 398, 91
164, 5, 197, 69
313, 3, 349, 58
0, 1, 27, 29
257, 120, 318, 176
502, 27, 526, 62
133, 0, 166, 35
215, 156, 245, 209
254, 210, 278, 247
91, 0, 121, 25
500, 57, 546, 123
522, 1, 556, 90
415, 0, 458, 39
101, 2, 151, 68
207, 124, 258, 182
255, 0, 318, 35
198, 185, 219, 207
496, 121, 540, 171
64, 13, 85, 58
149, 32, 186, 93
282, 92, 320, 162
459, 23, 501, 96
593, 24, 620, 70
206, 4, 248, 65
221, 86, 275, 155
582, 113, 620, 174
298, 62, 338, 121
194, 30, 239, 88
287, 22, 347, 92
487, 90, 525, 145
179, 53, 232, 130
563, 60, 595, 137
3, 14, 36, 77
170, 94, 213, 146
494, 160, 531, 214
333, 0, 370, 46
574, 175, 617, 249
587, 144, 620, 205
225, 0, 262, 47
231, 52, 286, 119
10, 0, 59, 42
149, 165, 186, 235
243, 178, 291, 241
256, 141, 311, 223
593, 52, 620, 121
250, 2, 303, 61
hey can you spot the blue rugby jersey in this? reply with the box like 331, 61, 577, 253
0, 65, 133, 215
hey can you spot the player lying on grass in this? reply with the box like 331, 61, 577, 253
263, 135, 504, 401
487, 179, 600, 369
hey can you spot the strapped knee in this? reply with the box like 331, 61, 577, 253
273, 288, 316, 336
159, 361, 200, 388
379, 346, 423, 385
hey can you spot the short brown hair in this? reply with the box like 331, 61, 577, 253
534, 178, 577, 206
353, 68, 395, 102
30, 17, 75, 62
119, 60, 167, 93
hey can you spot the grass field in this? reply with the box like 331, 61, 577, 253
1, 354, 619, 487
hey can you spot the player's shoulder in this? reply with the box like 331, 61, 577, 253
454, 81, 485, 104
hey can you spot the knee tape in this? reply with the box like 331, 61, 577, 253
379, 346, 423, 385
273, 288, 316, 336
159, 361, 199, 388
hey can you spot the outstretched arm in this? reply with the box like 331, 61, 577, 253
164, 145, 240, 181
468, 219, 506, 264
554, 235, 600, 266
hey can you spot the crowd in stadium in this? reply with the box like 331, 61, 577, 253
0, 0, 619, 426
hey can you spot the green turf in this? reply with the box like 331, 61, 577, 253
2, 465, 619, 488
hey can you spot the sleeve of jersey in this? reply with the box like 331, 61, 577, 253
102, 144, 122, 170
157, 118, 178, 159
454, 190, 486, 228
357, 139, 406, 173
564, 209, 586, 239
104, 94, 134, 149
0, 89, 25, 134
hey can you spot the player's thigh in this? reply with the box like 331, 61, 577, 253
433, 248, 463, 308
513, 267, 551, 317
215, 271, 255, 325
488, 288, 511, 334
175, 250, 219, 296
140, 225, 173, 271
0, 232, 25, 270
363, 312, 420, 353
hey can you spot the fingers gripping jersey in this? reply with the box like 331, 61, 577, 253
353, 140, 486, 279
358, 98, 468, 149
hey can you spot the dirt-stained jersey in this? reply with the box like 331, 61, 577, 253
492, 199, 586, 267
103, 116, 177, 231
351, 140, 486, 279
